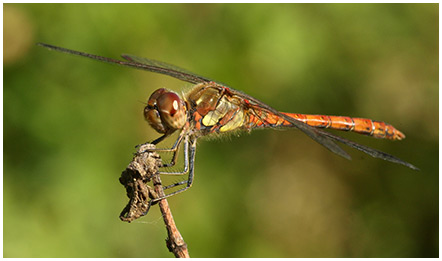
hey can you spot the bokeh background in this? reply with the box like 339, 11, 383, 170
4, 3, 438, 258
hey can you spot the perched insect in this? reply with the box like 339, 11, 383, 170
38, 43, 418, 201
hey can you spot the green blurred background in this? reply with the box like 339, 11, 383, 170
4, 3, 438, 258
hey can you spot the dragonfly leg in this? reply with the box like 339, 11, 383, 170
152, 134, 169, 145
152, 133, 185, 168
151, 136, 197, 202
135, 133, 169, 149
158, 135, 189, 175
162, 180, 187, 190
138, 131, 186, 168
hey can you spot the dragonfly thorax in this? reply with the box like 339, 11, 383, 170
144, 88, 187, 134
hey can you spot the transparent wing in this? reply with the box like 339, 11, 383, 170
38, 43, 212, 84
222, 85, 418, 170
38, 43, 417, 170
121, 54, 214, 84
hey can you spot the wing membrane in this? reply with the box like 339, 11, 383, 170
38, 43, 417, 170
121, 54, 213, 84
244, 97, 351, 159
319, 130, 419, 170
37, 43, 210, 84
225, 86, 417, 170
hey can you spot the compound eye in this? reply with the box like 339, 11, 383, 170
147, 88, 167, 107
144, 88, 168, 134
157, 92, 181, 116
144, 89, 186, 133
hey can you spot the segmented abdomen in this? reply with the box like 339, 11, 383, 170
246, 110, 405, 140
284, 113, 405, 140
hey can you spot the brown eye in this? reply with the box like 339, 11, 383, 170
147, 88, 167, 107
157, 92, 181, 116
144, 89, 187, 134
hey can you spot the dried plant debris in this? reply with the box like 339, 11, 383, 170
119, 144, 162, 222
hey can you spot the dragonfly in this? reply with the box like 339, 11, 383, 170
38, 43, 418, 202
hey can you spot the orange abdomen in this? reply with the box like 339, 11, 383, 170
283, 113, 405, 140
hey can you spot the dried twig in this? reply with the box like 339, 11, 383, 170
152, 168, 189, 258
119, 144, 189, 258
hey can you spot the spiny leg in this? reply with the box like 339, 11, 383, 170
138, 131, 186, 168
152, 132, 186, 168
163, 180, 187, 190
152, 133, 169, 145
151, 136, 197, 203
159, 135, 190, 175
135, 133, 169, 149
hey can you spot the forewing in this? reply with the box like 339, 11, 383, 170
37, 43, 212, 85
121, 54, 213, 84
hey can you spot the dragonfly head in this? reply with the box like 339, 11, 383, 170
144, 88, 187, 134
